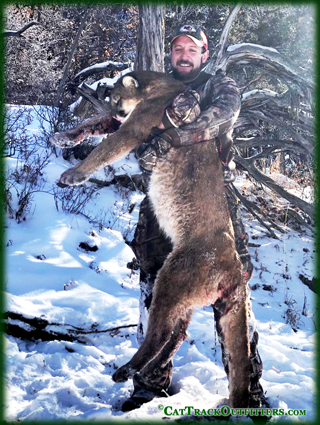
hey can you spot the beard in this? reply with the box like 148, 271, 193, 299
171, 62, 202, 82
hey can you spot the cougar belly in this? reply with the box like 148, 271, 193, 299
148, 149, 193, 246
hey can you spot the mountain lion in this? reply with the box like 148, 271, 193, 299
52, 71, 250, 408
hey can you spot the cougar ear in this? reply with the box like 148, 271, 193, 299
122, 75, 139, 89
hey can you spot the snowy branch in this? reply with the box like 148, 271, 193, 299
223, 43, 314, 92
73, 61, 130, 83
241, 88, 291, 105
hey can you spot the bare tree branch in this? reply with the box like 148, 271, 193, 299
206, 4, 242, 75
234, 137, 307, 155
234, 154, 314, 220
55, 9, 89, 106
76, 83, 111, 114
242, 146, 281, 162
236, 109, 313, 154
230, 184, 282, 238
3, 21, 40, 37
222, 43, 314, 91
286, 208, 313, 231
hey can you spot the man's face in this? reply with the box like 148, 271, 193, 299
170, 35, 209, 82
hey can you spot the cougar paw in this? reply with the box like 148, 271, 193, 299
59, 168, 88, 186
50, 133, 72, 149
50, 130, 85, 149
112, 364, 135, 383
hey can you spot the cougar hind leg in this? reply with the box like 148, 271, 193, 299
216, 271, 251, 408
112, 302, 190, 383
138, 312, 192, 383
112, 251, 195, 383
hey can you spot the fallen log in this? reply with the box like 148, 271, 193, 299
4, 311, 137, 342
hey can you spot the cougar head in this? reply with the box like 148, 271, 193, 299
110, 75, 142, 123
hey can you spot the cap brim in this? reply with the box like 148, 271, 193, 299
171, 34, 203, 48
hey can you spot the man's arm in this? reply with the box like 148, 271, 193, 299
162, 73, 241, 146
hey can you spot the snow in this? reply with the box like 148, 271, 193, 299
4, 107, 316, 422
80, 65, 133, 92
70, 66, 134, 112
75, 61, 131, 78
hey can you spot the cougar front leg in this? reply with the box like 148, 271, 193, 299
58, 131, 131, 186
51, 113, 113, 149
58, 121, 149, 188
218, 273, 251, 408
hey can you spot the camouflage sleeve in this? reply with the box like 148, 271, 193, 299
172, 74, 241, 145
161, 88, 201, 128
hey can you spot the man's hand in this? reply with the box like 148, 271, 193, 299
164, 88, 201, 128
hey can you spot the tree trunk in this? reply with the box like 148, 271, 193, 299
134, 4, 165, 72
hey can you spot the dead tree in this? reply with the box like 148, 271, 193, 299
202, 5, 314, 232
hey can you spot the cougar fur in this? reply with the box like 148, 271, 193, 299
54, 71, 250, 408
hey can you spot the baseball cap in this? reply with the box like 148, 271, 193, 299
170, 24, 208, 51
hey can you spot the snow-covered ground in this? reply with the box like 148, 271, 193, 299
4, 107, 316, 422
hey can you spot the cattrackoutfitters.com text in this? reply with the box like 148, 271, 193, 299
158, 404, 307, 417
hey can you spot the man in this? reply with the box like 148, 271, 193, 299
123, 24, 265, 411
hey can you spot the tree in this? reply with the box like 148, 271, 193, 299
3, 20, 40, 37
134, 4, 165, 72
205, 5, 314, 229
4, 5, 139, 106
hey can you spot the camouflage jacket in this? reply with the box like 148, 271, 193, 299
136, 70, 241, 173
